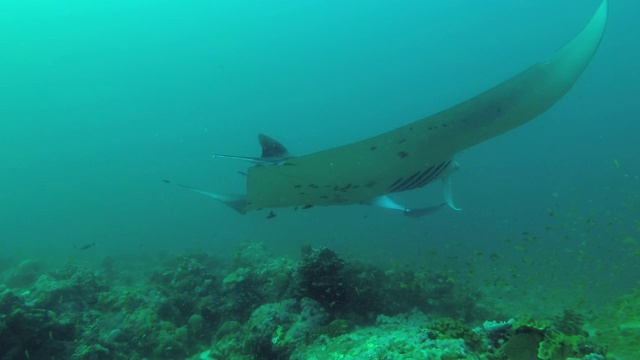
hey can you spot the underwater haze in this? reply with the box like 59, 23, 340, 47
2, 0, 639, 323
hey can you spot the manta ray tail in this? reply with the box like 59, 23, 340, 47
164, 180, 248, 214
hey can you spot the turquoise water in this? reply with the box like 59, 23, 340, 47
1, 0, 638, 313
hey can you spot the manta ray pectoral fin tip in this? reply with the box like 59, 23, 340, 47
442, 175, 461, 211
448, 203, 462, 211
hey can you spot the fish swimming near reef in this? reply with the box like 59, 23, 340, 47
75, 242, 96, 250
175, 0, 608, 217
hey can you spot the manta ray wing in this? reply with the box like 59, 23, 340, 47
178, 1, 607, 214
241, 0, 607, 213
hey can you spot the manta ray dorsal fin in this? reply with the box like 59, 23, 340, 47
258, 134, 290, 160
212, 134, 291, 167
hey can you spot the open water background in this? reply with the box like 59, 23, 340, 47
1, 0, 638, 310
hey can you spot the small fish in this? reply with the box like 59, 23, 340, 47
77, 242, 96, 250
613, 159, 621, 168
266, 211, 276, 219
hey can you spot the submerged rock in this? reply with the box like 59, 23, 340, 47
245, 298, 329, 359
291, 311, 470, 360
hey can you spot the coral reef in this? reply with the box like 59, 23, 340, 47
589, 288, 640, 359
0, 243, 613, 359
295, 246, 485, 323
291, 311, 472, 360
0, 265, 99, 359
494, 310, 606, 360
429, 317, 483, 350
244, 298, 328, 359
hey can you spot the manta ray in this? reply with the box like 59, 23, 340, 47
175, 0, 608, 217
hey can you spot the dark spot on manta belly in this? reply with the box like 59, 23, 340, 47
369, 146, 378, 151
398, 151, 409, 159
294, 185, 302, 188
340, 184, 352, 191
397, 139, 406, 144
